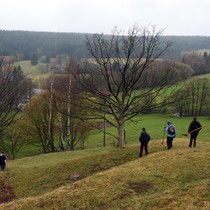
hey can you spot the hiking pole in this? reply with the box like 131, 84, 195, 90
162, 115, 168, 145
182, 125, 206, 137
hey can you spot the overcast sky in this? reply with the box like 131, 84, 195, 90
0, 0, 209, 36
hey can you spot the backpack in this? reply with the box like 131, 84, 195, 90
141, 133, 148, 144
168, 124, 175, 135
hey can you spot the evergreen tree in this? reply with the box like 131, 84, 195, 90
31, 53, 38, 65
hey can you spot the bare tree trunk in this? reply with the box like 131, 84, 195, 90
60, 130, 65, 150
48, 78, 55, 152
191, 86, 195, 115
66, 72, 72, 149
117, 118, 125, 147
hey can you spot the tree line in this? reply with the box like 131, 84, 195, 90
1, 30, 210, 61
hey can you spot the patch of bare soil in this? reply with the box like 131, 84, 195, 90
65, 174, 86, 181
0, 177, 16, 204
128, 181, 154, 193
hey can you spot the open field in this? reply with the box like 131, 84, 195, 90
15, 114, 210, 159
86, 114, 210, 148
15, 60, 51, 80
182, 48, 210, 55
0, 139, 209, 209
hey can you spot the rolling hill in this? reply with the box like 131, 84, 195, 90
0, 138, 209, 209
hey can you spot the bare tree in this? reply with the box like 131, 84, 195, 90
53, 59, 93, 150
0, 57, 29, 132
22, 92, 58, 153
75, 25, 178, 147
173, 78, 210, 116
0, 118, 26, 159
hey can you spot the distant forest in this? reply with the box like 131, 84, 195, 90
0, 30, 210, 60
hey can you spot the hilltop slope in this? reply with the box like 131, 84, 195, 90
0, 139, 209, 210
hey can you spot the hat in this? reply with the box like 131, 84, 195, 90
167, 121, 172, 125
142, 128, 146, 131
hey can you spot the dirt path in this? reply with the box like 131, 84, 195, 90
0, 175, 16, 204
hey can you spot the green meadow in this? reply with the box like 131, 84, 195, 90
15, 60, 51, 80
183, 48, 210, 55
16, 114, 210, 159
87, 114, 210, 148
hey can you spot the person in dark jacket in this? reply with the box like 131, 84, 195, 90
188, 116, 202, 147
139, 128, 151, 157
164, 121, 176, 150
0, 152, 7, 170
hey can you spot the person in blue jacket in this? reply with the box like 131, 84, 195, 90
164, 121, 176, 150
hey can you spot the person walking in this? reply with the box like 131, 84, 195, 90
164, 121, 176, 150
0, 152, 7, 170
139, 128, 151, 157
188, 116, 202, 147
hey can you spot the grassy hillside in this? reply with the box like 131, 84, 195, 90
15, 60, 51, 80
0, 139, 209, 209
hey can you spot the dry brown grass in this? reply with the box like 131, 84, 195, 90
0, 138, 209, 210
